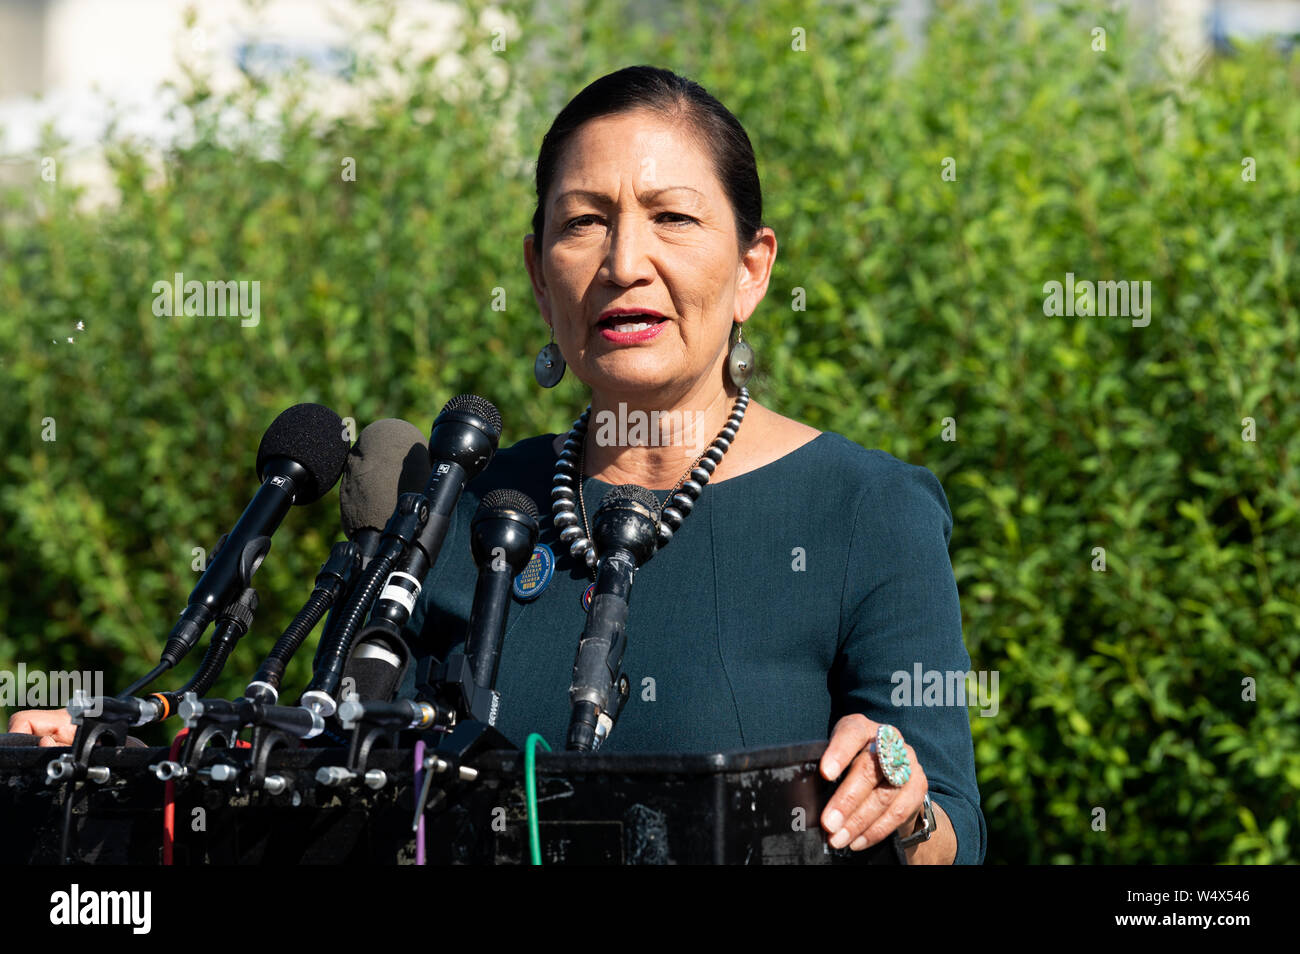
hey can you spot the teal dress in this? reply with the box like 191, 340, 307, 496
404, 431, 987, 864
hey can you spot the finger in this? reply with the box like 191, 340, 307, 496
822, 742, 882, 832
820, 713, 878, 781
8, 712, 34, 734
832, 735, 921, 847
850, 747, 929, 850
54, 723, 78, 744
825, 747, 905, 848
38, 734, 60, 747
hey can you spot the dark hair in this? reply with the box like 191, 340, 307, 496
531, 66, 764, 258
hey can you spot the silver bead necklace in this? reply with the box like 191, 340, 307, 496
551, 388, 750, 581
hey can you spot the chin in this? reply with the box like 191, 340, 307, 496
583, 358, 678, 395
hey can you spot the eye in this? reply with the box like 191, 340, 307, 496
562, 212, 696, 232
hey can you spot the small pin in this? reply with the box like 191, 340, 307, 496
512, 543, 555, 601
581, 582, 595, 612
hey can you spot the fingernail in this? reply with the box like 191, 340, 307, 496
823, 759, 840, 779
830, 828, 850, 849
850, 836, 868, 851
824, 809, 843, 831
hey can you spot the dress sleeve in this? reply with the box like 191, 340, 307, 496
832, 457, 987, 864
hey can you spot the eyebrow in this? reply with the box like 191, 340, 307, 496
552, 186, 705, 206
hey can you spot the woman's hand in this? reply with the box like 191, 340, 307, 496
7, 708, 77, 746
819, 713, 928, 854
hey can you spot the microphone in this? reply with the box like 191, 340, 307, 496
412, 489, 539, 729
151, 420, 430, 737
365, 395, 503, 636
303, 395, 501, 714
465, 489, 539, 692
131, 403, 349, 695
316, 419, 432, 652
242, 419, 425, 728
566, 484, 659, 752
338, 418, 433, 571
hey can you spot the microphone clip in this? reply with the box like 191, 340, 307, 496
414, 653, 501, 728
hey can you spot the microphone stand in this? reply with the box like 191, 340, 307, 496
52, 587, 258, 863
151, 540, 360, 792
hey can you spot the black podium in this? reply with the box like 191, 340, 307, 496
0, 739, 905, 865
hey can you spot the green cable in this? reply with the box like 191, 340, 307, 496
524, 732, 552, 866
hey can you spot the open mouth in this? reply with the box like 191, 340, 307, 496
597, 314, 668, 333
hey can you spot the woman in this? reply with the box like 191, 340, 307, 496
10, 65, 985, 865
404, 66, 985, 864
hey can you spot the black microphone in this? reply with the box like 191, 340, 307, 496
465, 489, 539, 692
413, 489, 539, 729
135, 404, 349, 694
366, 395, 503, 636
303, 395, 501, 713
566, 484, 659, 752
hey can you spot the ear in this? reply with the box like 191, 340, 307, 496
523, 233, 552, 325
734, 227, 777, 323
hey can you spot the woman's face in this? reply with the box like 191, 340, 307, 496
525, 109, 774, 403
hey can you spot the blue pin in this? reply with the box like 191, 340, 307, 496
512, 543, 555, 601
581, 582, 595, 612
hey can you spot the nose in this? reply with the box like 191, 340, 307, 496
600, 214, 656, 286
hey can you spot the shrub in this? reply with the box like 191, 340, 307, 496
1, 0, 1295, 862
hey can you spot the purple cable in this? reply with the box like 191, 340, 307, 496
414, 739, 426, 865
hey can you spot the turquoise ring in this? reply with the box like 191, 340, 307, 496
870, 724, 911, 787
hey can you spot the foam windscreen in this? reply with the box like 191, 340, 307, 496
255, 403, 351, 505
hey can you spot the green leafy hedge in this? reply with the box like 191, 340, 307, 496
2, 0, 1296, 862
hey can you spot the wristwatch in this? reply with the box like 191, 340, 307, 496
898, 793, 935, 849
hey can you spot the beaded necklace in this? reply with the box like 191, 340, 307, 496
550, 388, 750, 582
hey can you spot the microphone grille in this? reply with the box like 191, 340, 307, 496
480, 488, 540, 519
440, 394, 502, 438
598, 483, 662, 516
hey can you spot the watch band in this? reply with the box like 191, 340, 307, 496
898, 793, 934, 849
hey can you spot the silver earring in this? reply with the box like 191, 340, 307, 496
727, 323, 754, 388
534, 326, 566, 388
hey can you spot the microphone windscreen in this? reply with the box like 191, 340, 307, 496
256, 403, 351, 505
593, 484, 660, 565
479, 488, 539, 520
343, 631, 410, 703
340, 418, 432, 536
598, 483, 662, 515
346, 659, 403, 702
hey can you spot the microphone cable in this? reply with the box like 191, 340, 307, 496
525, 732, 553, 866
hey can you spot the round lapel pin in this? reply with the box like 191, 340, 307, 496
512, 543, 555, 601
